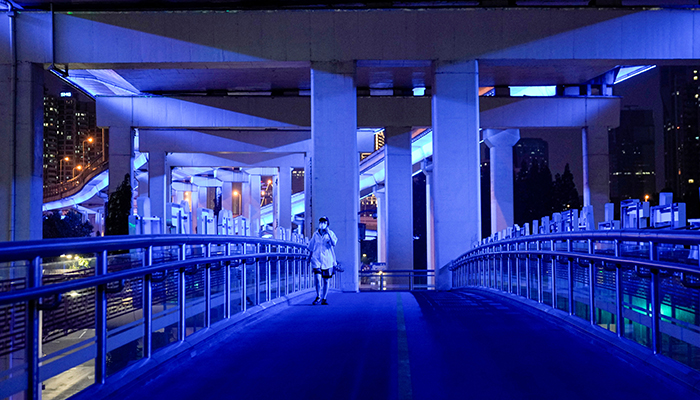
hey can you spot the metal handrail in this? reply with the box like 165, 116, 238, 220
0, 234, 301, 262
0, 234, 313, 400
451, 229, 700, 374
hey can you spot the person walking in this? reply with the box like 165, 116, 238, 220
308, 216, 338, 305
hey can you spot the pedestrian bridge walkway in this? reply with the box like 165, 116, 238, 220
108, 290, 696, 400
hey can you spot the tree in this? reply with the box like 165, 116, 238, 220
43, 210, 94, 239
106, 174, 132, 236
552, 163, 580, 212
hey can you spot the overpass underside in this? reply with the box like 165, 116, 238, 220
101, 290, 696, 400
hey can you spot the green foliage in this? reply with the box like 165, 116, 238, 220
552, 164, 581, 212
106, 174, 132, 236
43, 210, 94, 239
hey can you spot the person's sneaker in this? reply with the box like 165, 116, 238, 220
312, 297, 320, 305
321, 299, 328, 305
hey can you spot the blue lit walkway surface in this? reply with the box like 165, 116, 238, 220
112, 290, 696, 400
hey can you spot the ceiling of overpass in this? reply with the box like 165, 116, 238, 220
10, 1, 585, 11
61, 61, 617, 97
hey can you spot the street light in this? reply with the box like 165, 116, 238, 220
59, 156, 70, 182
72, 165, 83, 178
233, 190, 240, 215
82, 137, 94, 165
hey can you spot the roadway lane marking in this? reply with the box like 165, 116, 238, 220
397, 293, 413, 400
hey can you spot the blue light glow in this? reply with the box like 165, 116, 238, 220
413, 87, 425, 96
60, 92, 72, 97
509, 86, 556, 97
614, 65, 656, 85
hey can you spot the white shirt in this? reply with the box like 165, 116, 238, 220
308, 229, 338, 270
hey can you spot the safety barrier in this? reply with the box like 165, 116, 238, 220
0, 235, 319, 400
451, 230, 700, 373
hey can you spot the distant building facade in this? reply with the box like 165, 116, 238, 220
514, 138, 549, 173
608, 108, 656, 202
661, 66, 700, 200
43, 89, 101, 188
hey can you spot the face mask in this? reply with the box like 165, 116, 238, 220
319, 222, 328, 230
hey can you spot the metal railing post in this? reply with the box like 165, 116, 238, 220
178, 244, 186, 341
204, 243, 212, 328
552, 240, 558, 310
224, 243, 232, 318
255, 244, 261, 305
144, 246, 153, 358
27, 256, 42, 400
615, 239, 624, 338
241, 243, 247, 312
96, 250, 108, 384
526, 251, 531, 299
507, 253, 512, 294
276, 253, 281, 299
284, 246, 289, 296
650, 241, 661, 354
537, 241, 543, 304
588, 239, 596, 326
516, 254, 521, 296
500, 252, 504, 291
266, 249, 271, 302
567, 239, 574, 316
292, 248, 298, 293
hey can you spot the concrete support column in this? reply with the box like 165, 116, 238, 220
582, 126, 610, 224
278, 167, 293, 235
148, 151, 167, 231
375, 187, 387, 263
108, 126, 134, 196
303, 154, 312, 237
483, 128, 520, 234
244, 175, 261, 236
222, 182, 233, 212
384, 127, 414, 270
424, 166, 436, 287
432, 60, 481, 290
0, 62, 44, 241
311, 61, 359, 292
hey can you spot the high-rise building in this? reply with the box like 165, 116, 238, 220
661, 66, 700, 201
43, 89, 101, 188
514, 138, 549, 174
608, 108, 656, 202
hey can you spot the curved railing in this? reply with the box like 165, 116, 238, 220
0, 235, 322, 400
451, 230, 700, 373
43, 156, 109, 203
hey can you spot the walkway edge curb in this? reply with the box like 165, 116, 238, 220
456, 287, 700, 395
71, 288, 316, 400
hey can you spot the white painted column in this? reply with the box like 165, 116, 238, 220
384, 127, 414, 270
583, 126, 610, 225
483, 128, 520, 234
432, 60, 481, 290
311, 61, 359, 292
249, 175, 262, 236
424, 166, 436, 287
278, 167, 293, 234
148, 151, 167, 231
0, 62, 44, 240
303, 154, 312, 237
375, 187, 387, 263
222, 182, 233, 212
108, 126, 134, 196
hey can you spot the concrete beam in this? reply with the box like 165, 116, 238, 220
166, 152, 305, 168
30, 9, 700, 65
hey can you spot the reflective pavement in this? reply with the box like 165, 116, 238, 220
111, 290, 698, 400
